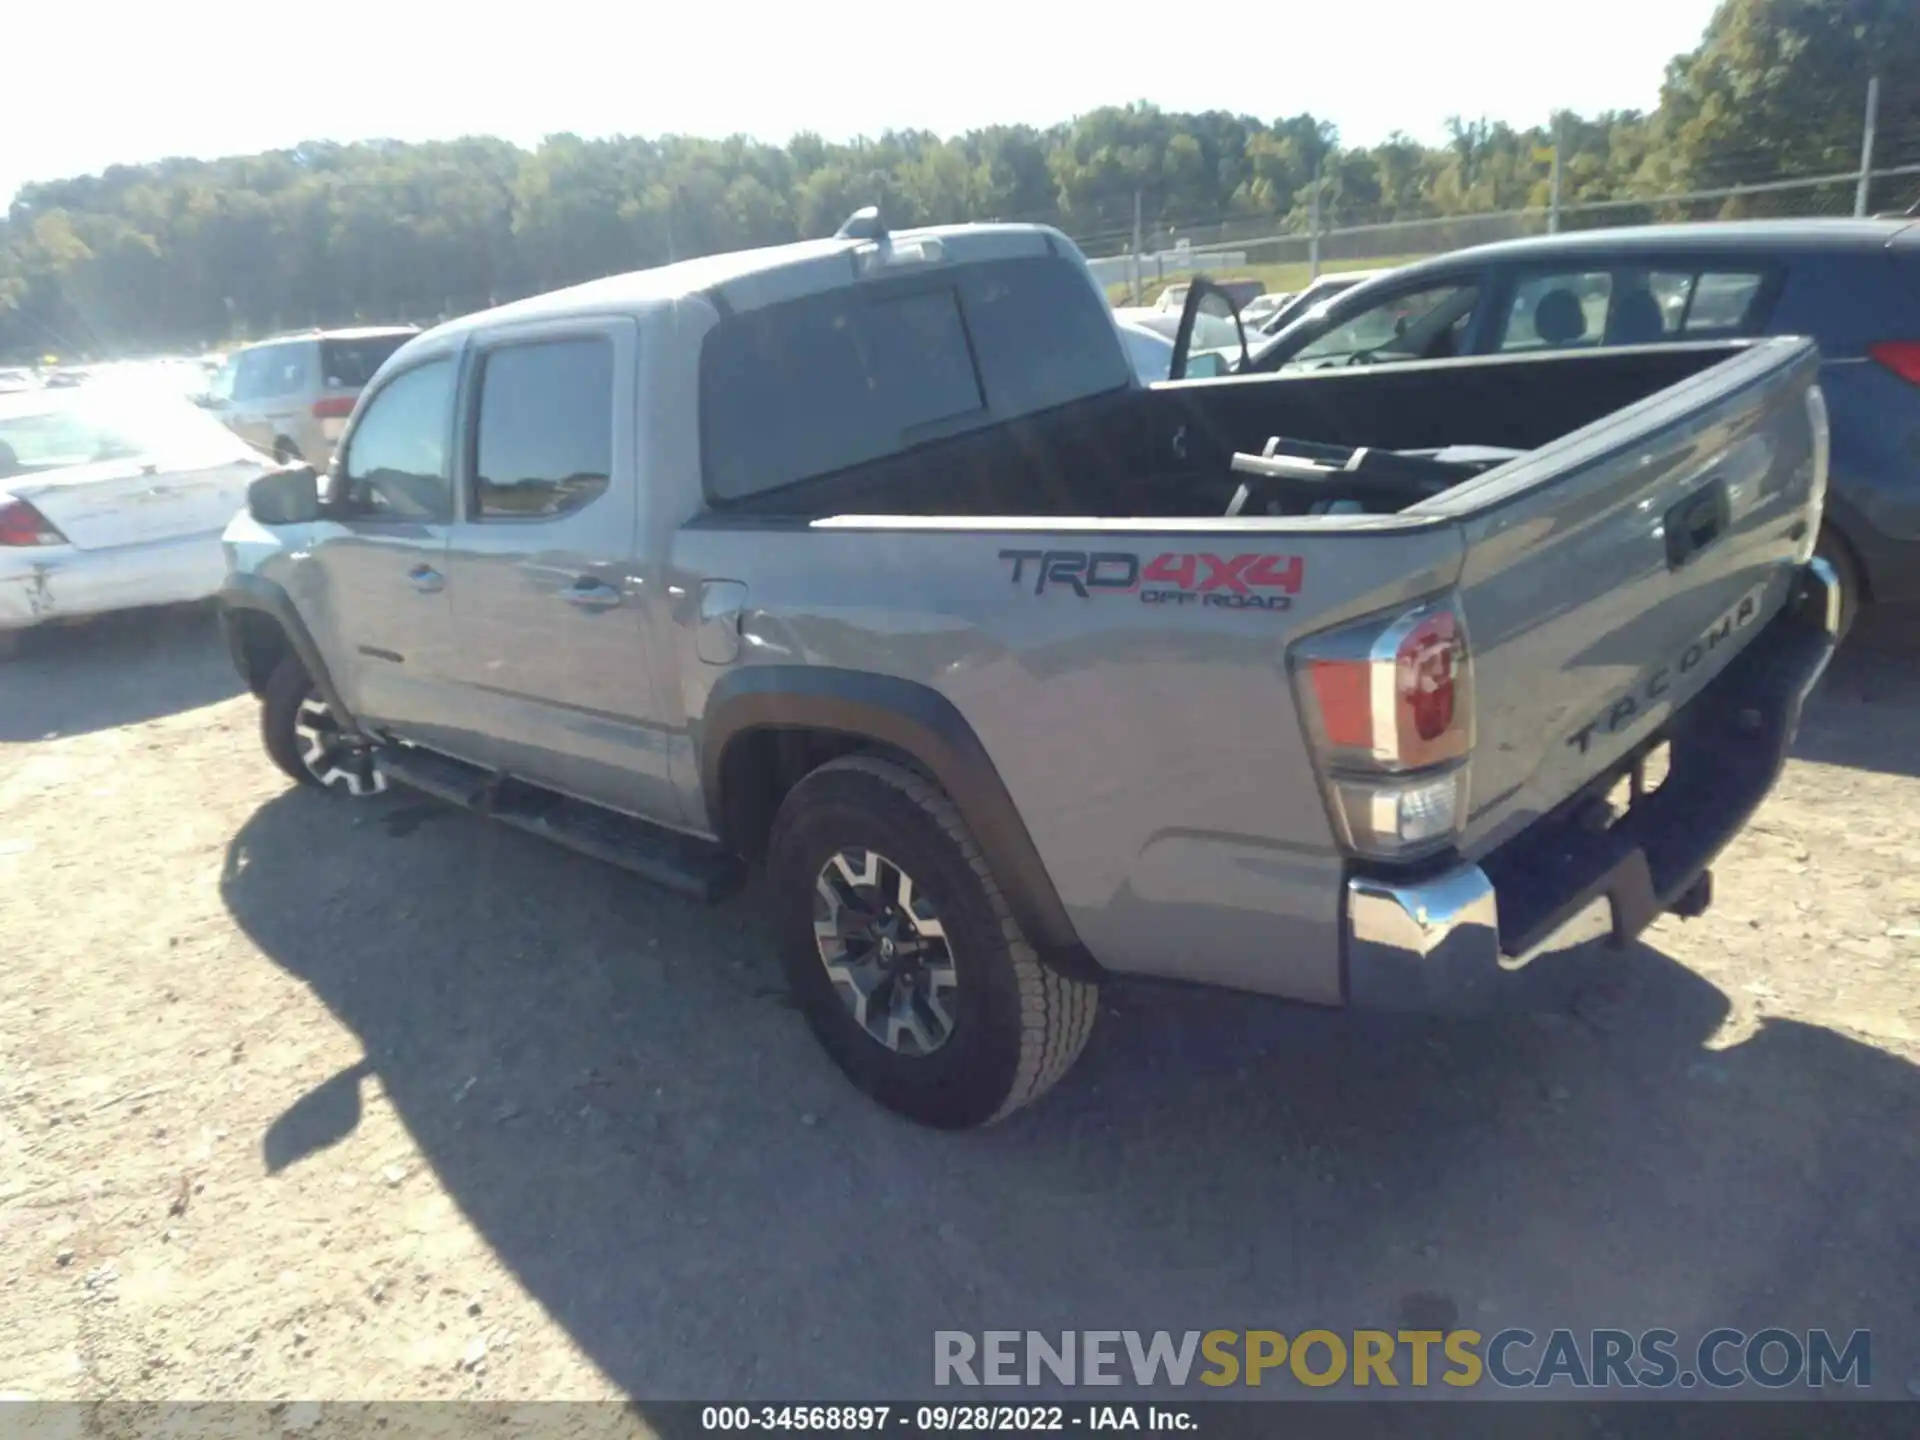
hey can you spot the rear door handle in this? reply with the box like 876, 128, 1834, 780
563, 577, 622, 611
407, 564, 444, 594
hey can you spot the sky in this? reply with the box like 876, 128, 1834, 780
3, 0, 1724, 209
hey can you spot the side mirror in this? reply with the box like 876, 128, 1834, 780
247, 463, 321, 525
1185, 351, 1228, 379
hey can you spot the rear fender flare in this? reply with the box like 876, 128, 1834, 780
701, 666, 1101, 983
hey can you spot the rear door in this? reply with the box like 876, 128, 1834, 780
1416, 336, 1826, 857
438, 318, 681, 819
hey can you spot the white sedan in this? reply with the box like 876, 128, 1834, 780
0, 386, 271, 653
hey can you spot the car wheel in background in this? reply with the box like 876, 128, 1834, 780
766, 754, 1097, 1129
273, 438, 303, 466
261, 656, 386, 797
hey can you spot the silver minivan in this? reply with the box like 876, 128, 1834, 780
208, 326, 417, 469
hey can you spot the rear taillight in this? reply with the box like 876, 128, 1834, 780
1291, 596, 1473, 861
311, 395, 355, 420
0, 496, 67, 547
1869, 341, 1920, 386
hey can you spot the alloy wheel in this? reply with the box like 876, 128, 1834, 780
292, 692, 387, 797
812, 847, 958, 1056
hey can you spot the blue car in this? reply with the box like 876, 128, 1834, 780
1243, 219, 1920, 632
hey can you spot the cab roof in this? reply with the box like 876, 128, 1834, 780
417, 222, 1080, 346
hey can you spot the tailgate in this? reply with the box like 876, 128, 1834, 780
1419, 337, 1826, 856
16, 457, 260, 551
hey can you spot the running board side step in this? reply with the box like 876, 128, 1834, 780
377, 745, 746, 904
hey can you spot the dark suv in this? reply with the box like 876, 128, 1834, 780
1244, 219, 1920, 630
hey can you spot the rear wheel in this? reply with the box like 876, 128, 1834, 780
1814, 525, 1861, 642
261, 656, 386, 797
766, 755, 1097, 1128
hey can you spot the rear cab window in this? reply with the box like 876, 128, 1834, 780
699, 255, 1130, 503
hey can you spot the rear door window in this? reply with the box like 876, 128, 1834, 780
231, 349, 273, 403
248, 344, 310, 398
1497, 271, 1612, 351
473, 337, 614, 519
1680, 272, 1765, 332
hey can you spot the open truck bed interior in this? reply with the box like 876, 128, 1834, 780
708, 340, 1756, 522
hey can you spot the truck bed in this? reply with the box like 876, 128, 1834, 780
709, 341, 1750, 522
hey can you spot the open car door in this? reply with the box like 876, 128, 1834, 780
1168, 278, 1251, 381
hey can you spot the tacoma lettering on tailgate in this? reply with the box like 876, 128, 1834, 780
1566, 583, 1766, 755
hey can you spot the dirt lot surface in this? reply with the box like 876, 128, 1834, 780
1, 604, 1917, 1406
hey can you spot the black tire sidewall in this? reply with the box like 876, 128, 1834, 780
261, 656, 326, 789
769, 766, 1028, 1129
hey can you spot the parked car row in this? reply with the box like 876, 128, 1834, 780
0, 326, 416, 653
0, 384, 272, 653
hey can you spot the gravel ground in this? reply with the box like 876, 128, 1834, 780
1, 602, 1916, 1406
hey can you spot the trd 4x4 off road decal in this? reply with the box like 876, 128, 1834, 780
998, 549, 1304, 612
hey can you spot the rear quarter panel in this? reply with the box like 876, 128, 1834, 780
673, 517, 1463, 1001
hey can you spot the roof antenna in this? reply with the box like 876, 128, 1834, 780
836, 206, 886, 242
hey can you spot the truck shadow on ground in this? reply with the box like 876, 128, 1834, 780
222, 783, 1920, 1400
0, 603, 241, 741
1789, 604, 1920, 779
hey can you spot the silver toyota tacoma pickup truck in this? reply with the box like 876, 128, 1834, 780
218, 211, 1841, 1128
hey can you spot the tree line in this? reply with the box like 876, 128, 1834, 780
1, 0, 1913, 361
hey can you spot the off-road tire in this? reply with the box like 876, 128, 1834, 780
767, 754, 1097, 1128
260, 655, 384, 796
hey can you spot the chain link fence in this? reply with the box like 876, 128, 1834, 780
1087, 98, 1920, 303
